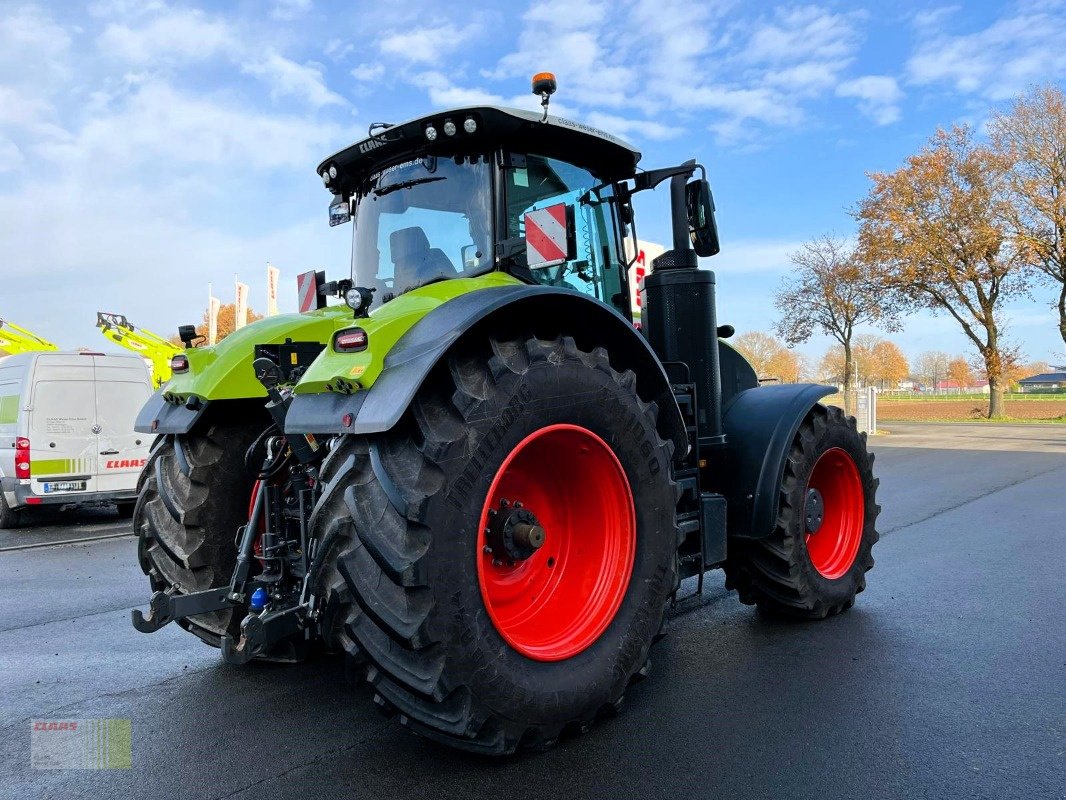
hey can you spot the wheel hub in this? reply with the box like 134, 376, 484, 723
486, 500, 546, 564
476, 424, 636, 662
804, 487, 825, 534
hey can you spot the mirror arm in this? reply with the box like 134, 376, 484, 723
630, 159, 698, 194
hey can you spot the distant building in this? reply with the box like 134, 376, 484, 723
1018, 370, 1066, 393
935, 380, 989, 393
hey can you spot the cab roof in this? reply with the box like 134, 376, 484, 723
317, 105, 642, 194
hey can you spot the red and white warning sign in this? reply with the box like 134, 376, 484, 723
296, 270, 321, 313
524, 203, 572, 267
624, 239, 665, 318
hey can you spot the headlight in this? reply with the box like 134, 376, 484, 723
344, 288, 362, 310
443, 120, 456, 136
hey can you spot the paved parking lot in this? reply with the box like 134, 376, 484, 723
2, 423, 1063, 799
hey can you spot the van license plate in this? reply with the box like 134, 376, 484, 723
42, 481, 87, 493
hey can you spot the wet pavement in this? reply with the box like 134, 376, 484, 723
2, 423, 1063, 800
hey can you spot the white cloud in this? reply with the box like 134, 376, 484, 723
350, 63, 385, 82
35, 80, 341, 173
326, 38, 355, 61
412, 71, 505, 107
97, 7, 233, 64
377, 23, 483, 64
836, 75, 903, 125
583, 111, 677, 142
95, 4, 346, 109
242, 53, 345, 108
271, 0, 311, 22
745, 6, 862, 65
474, 0, 867, 144
0, 136, 24, 172
907, 4, 1066, 99
0, 5, 72, 89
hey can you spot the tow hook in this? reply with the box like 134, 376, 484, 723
131, 588, 237, 633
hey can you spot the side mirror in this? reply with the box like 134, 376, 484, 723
685, 179, 720, 257
460, 244, 483, 271
329, 193, 350, 227
523, 203, 576, 269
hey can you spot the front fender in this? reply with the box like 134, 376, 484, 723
719, 384, 836, 539
285, 285, 687, 455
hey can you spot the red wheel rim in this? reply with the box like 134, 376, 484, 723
477, 424, 636, 662
804, 447, 864, 580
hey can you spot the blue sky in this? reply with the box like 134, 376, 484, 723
1, 0, 1065, 368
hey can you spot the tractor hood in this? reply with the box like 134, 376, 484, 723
160, 305, 354, 403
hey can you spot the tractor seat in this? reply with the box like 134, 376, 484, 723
390, 226, 456, 291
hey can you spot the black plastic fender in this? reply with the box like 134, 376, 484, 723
135, 390, 210, 435
719, 383, 836, 540
284, 284, 687, 455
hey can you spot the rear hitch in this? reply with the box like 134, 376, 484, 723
131, 587, 236, 633
220, 604, 305, 664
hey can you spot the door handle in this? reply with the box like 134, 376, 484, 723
100, 449, 120, 455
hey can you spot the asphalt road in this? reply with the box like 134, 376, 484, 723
2, 423, 1063, 800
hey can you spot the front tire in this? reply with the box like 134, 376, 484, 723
725, 404, 879, 618
316, 335, 678, 754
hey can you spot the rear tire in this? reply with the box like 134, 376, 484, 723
0, 492, 20, 530
724, 404, 879, 619
315, 335, 678, 754
134, 415, 265, 646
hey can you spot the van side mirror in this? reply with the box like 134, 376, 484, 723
686, 179, 720, 257
523, 203, 576, 269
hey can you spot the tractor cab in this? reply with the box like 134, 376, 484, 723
318, 103, 646, 317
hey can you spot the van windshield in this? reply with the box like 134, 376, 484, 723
351, 155, 493, 300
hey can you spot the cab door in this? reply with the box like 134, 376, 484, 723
504, 153, 627, 313
93, 357, 151, 494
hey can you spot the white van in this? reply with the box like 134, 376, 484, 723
0, 351, 153, 528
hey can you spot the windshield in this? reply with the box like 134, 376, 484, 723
351, 155, 493, 300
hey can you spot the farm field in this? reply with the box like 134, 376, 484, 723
879, 396, 1066, 422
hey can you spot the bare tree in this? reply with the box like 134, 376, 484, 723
775, 235, 895, 414
990, 85, 1066, 347
856, 126, 1028, 418
914, 350, 950, 389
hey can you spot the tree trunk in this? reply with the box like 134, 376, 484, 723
988, 374, 1005, 418
1058, 281, 1066, 347
842, 341, 854, 416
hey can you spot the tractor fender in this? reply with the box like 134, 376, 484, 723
719, 383, 836, 540
135, 390, 211, 435
285, 284, 687, 454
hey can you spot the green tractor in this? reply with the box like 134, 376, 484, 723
132, 77, 879, 754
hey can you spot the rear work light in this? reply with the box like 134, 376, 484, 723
333, 328, 368, 353
15, 437, 30, 479
170, 354, 189, 373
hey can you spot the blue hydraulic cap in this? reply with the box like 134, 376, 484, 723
249, 588, 268, 612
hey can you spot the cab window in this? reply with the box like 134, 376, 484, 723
505, 154, 625, 308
